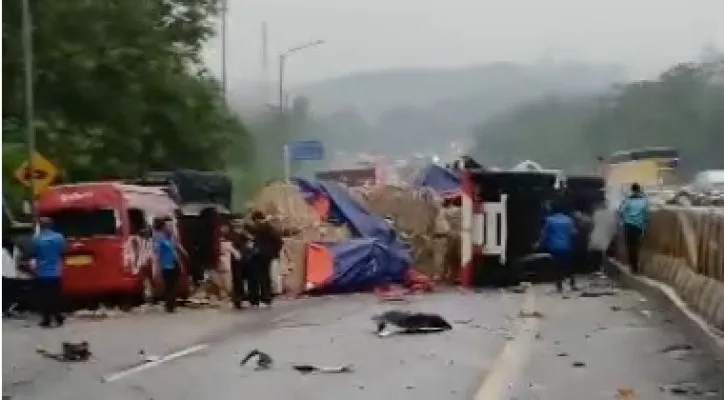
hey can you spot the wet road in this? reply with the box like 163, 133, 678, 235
3, 278, 722, 400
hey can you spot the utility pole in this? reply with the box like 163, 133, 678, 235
261, 21, 269, 104
21, 0, 37, 222
278, 54, 286, 120
221, 0, 228, 98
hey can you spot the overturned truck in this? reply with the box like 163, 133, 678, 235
460, 168, 605, 286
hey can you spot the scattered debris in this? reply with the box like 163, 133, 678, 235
660, 344, 694, 353
610, 305, 622, 312
373, 310, 452, 337
72, 307, 125, 319
556, 352, 568, 357
292, 364, 354, 374
535, 332, 543, 340
571, 361, 586, 368
518, 310, 544, 319
616, 388, 637, 399
640, 310, 652, 318
137, 349, 160, 363
36, 341, 91, 362
241, 349, 274, 370
579, 290, 618, 298
659, 382, 718, 396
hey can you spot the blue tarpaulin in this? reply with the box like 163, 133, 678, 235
291, 177, 411, 292
415, 164, 460, 197
316, 238, 409, 293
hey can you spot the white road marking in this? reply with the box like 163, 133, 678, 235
102, 344, 208, 383
474, 286, 541, 400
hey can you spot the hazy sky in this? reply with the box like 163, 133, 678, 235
203, 0, 724, 86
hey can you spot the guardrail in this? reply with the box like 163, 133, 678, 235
615, 207, 724, 330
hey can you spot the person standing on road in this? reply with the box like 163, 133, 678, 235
588, 198, 618, 273
618, 183, 650, 274
153, 218, 181, 313
214, 223, 239, 300
246, 211, 282, 307
539, 201, 578, 294
30, 217, 67, 327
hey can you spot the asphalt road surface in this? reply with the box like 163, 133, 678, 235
3, 277, 722, 400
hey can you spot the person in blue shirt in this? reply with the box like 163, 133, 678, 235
153, 217, 182, 313
31, 217, 67, 327
540, 201, 578, 294
618, 183, 649, 274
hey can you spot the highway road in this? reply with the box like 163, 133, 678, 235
3, 276, 722, 400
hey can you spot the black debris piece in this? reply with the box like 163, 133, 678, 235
241, 349, 273, 370
36, 341, 91, 362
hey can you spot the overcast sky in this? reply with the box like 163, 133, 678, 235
203, 0, 724, 86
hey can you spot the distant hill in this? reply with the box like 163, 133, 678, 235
231, 61, 627, 157
296, 61, 626, 118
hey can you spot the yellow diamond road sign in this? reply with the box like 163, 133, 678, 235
14, 151, 58, 196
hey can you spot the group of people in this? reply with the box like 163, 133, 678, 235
539, 182, 650, 294
217, 210, 283, 310
150, 210, 283, 313
2, 209, 283, 327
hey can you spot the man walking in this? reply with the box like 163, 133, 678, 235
540, 201, 577, 294
153, 218, 181, 313
618, 183, 649, 274
31, 217, 67, 327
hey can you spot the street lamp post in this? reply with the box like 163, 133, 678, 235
277, 39, 324, 119
277, 39, 324, 181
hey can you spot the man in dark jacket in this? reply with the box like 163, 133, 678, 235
229, 224, 249, 309
246, 211, 282, 307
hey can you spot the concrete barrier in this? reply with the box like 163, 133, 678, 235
615, 207, 724, 331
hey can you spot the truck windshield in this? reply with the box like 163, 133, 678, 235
45, 209, 118, 239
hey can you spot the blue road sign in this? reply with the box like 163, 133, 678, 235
288, 140, 325, 161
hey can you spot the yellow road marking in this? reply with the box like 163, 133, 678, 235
474, 287, 541, 400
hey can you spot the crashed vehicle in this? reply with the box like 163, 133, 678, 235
130, 170, 233, 286
36, 182, 192, 307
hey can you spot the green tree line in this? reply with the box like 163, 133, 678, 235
2, 0, 256, 209
473, 57, 724, 177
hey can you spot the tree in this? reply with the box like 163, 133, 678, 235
472, 57, 724, 176
2, 0, 255, 203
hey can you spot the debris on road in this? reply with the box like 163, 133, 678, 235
137, 349, 160, 363
579, 289, 618, 298
571, 361, 586, 368
36, 341, 91, 362
72, 306, 125, 319
240, 349, 274, 370
292, 364, 354, 374
659, 343, 694, 353
659, 382, 719, 396
372, 310, 452, 337
616, 388, 637, 399
518, 310, 544, 319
